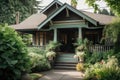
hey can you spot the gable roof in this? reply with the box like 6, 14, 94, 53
12, 13, 47, 30
12, 0, 116, 31
38, 3, 98, 30
40, 0, 63, 13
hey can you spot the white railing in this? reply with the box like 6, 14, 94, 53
28, 45, 45, 49
88, 45, 113, 53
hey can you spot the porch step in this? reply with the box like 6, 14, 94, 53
56, 54, 78, 63
54, 53, 77, 70
54, 62, 76, 70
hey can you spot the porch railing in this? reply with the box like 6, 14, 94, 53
29, 45, 113, 53
28, 45, 45, 49
88, 45, 113, 53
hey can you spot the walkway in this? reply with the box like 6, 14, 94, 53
39, 70, 84, 80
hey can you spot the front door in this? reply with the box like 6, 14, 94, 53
58, 28, 77, 53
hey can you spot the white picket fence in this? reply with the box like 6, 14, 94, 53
88, 45, 113, 53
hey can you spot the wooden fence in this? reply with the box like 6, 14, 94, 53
88, 45, 113, 53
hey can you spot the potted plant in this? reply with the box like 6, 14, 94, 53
74, 38, 88, 62
46, 51, 56, 61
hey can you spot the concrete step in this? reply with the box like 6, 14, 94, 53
56, 53, 78, 63
55, 63, 76, 67
54, 66, 76, 70
54, 62, 77, 70
54, 53, 77, 70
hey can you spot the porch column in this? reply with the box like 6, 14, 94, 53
53, 28, 57, 42
78, 28, 82, 39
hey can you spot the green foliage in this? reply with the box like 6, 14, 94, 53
104, 18, 120, 42
84, 56, 120, 80
85, 50, 113, 64
28, 47, 51, 72
113, 52, 120, 65
104, 18, 120, 53
0, 0, 40, 24
21, 34, 32, 46
76, 63, 84, 71
31, 58, 51, 72
46, 41, 61, 52
105, 0, 120, 16
71, 0, 78, 7
28, 47, 45, 55
28, 52, 44, 69
85, 0, 99, 13
85, 0, 120, 16
74, 38, 89, 47
0, 24, 30, 80
99, 9, 110, 15
74, 38, 90, 51
46, 51, 56, 58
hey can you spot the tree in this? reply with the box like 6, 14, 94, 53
104, 18, 120, 53
85, 0, 100, 13
71, 0, 78, 8
99, 9, 109, 15
0, 0, 40, 25
85, 0, 120, 16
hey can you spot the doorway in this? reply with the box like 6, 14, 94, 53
58, 28, 78, 53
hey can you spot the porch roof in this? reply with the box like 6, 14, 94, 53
81, 11, 115, 25
11, 13, 47, 30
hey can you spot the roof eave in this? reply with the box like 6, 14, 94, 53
38, 3, 98, 30
40, 0, 63, 13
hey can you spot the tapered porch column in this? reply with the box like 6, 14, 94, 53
78, 28, 82, 39
53, 28, 57, 42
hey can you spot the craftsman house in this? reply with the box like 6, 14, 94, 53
13, 0, 115, 53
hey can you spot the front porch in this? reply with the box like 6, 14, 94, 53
31, 26, 104, 53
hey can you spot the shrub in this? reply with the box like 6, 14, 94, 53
84, 56, 120, 80
28, 52, 44, 69
76, 63, 84, 71
85, 50, 114, 64
21, 34, 32, 46
28, 47, 45, 55
46, 51, 56, 58
28, 47, 51, 72
0, 24, 30, 80
45, 41, 61, 51
31, 58, 51, 72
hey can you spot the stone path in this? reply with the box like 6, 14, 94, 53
38, 70, 84, 80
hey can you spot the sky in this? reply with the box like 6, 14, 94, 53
39, 0, 109, 12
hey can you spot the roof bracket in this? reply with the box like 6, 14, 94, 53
66, 8, 70, 17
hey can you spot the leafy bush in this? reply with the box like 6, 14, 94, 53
31, 58, 51, 72
76, 63, 84, 71
45, 41, 61, 51
28, 52, 44, 69
28, 47, 45, 55
0, 24, 30, 80
46, 51, 56, 58
28, 47, 51, 72
21, 34, 32, 46
85, 50, 114, 64
84, 56, 120, 80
